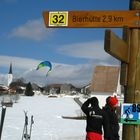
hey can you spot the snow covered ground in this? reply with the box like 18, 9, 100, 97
1, 95, 86, 140
0, 95, 122, 140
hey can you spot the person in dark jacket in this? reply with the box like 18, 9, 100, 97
81, 97, 110, 140
103, 96, 120, 140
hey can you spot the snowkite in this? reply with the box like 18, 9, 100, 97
36, 61, 52, 76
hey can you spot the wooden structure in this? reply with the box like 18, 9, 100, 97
43, 0, 140, 139
43, 10, 140, 28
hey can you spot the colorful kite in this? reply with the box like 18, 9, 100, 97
36, 61, 52, 76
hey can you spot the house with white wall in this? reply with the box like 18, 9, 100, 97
90, 65, 123, 108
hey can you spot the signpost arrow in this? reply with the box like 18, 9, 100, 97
42, 1, 140, 139
43, 10, 140, 28
104, 30, 129, 63
124, 119, 137, 122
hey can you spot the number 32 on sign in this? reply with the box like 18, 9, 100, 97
49, 11, 68, 27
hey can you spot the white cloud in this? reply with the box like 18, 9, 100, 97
0, 74, 8, 85
59, 41, 111, 60
9, 19, 55, 41
0, 56, 93, 87
24, 63, 94, 87
0, 55, 39, 70
0, 55, 119, 87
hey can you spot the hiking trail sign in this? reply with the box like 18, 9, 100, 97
43, 10, 140, 28
42, 3, 140, 139
121, 103, 140, 124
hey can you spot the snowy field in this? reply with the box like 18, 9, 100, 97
0, 95, 123, 140
1, 95, 86, 140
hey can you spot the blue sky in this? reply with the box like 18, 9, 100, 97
0, 0, 130, 87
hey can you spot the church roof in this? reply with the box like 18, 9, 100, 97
9, 63, 12, 74
90, 65, 120, 93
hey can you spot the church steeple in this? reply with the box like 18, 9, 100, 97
9, 63, 12, 74
8, 63, 13, 86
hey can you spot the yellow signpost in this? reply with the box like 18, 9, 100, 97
43, 10, 140, 28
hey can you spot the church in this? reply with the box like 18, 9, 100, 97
7, 63, 13, 87
0, 63, 13, 94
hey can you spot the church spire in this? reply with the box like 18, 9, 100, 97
9, 63, 12, 74
8, 63, 13, 87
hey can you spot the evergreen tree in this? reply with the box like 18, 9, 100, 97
25, 82, 34, 96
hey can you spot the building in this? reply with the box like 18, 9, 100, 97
0, 84, 9, 94
0, 63, 14, 94
60, 84, 79, 95
7, 63, 13, 87
90, 65, 122, 108
43, 83, 80, 95
45, 84, 61, 95
91, 65, 120, 92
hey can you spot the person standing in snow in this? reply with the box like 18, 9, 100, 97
103, 96, 120, 140
81, 97, 110, 140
